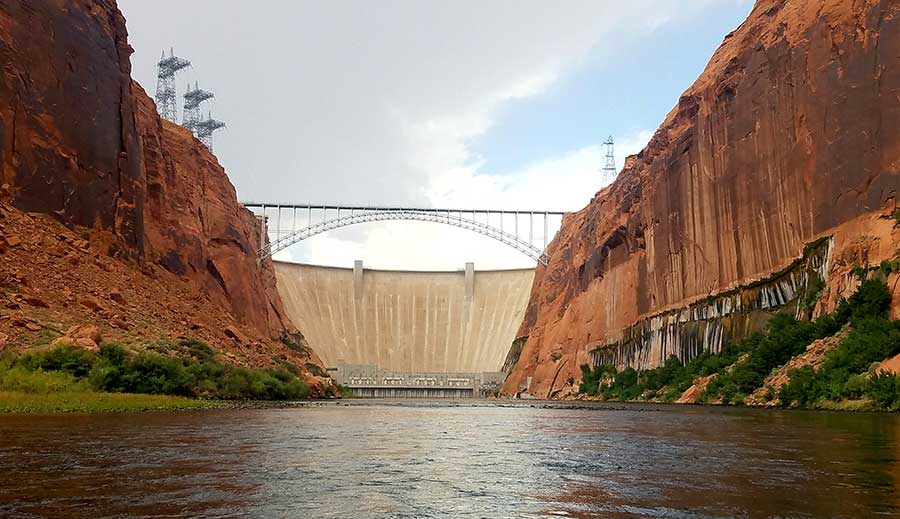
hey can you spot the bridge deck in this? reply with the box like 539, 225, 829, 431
241, 202, 567, 215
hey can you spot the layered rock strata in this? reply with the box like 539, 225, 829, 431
504, 0, 900, 398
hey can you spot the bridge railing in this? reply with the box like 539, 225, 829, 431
241, 202, 568, 266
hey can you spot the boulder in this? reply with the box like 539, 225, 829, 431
224, 325, 251, 345
875, 354, 900, 376
109, 290, 126, 305
110, 318, 130, 330
21, 294, 49, 308
65, 324, 102, 345
78, 296, 104, 313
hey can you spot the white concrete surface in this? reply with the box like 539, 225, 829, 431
274, 261, 535, 372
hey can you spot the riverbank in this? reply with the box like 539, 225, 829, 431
0, 338, 328, 412
576, 278, 900, 412
0, 390, 218, 413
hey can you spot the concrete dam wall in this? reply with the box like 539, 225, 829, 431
274, 262, 534, 373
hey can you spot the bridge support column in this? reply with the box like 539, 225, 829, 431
465, 262, 474, 301
353, 260, 364, 300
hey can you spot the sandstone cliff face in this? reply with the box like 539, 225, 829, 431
504, 0, 900, 398
132, 85, 293, 339
0, 1, 311, 368
0, 0, 143, 250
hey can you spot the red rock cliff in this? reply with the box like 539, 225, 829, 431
504, 0, 900, 398
0, 1, 299, 351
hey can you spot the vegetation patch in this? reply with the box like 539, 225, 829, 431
0, 338, 313, 412
0, 391, 215, 413
578, 278, 900, 411
334, 384, 353, 397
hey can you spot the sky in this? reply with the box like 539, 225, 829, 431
119, 0, 753, 271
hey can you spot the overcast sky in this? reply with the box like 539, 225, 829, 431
119, 0, 752, 270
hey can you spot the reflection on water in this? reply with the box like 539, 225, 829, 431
0, 401, 898, 518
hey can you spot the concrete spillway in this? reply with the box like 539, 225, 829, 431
274, 261, 534, 373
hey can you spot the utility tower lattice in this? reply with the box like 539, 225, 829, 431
182, 82, 215, 132
154, 48, 191, 122
602, 136, 616, 178
194, 112, 226, 151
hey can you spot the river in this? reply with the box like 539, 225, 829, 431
1, 401, 898, 518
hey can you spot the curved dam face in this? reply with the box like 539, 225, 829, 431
274, 261, 534, 373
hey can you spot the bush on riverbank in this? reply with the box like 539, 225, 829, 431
778, 317, 900, 409
578, 279, 900, 411
1, 339, 311, 402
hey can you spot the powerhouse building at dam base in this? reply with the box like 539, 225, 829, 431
274, 261, 535, 397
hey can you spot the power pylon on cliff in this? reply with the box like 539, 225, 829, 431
194, 111, 226, 151
155, 48, 191, 122
182, 81, 215, 132
602, 136, 616, 178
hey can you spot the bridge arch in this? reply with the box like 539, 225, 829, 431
258, 209, 552, 265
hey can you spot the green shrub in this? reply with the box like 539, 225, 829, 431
706, 313, 827, 400
581, 279, 900, 410
578, 363, 615, 396
4, 342, 313, 401
612, 368, 640, 399
880, 259, 900, 275
833, 278, 892, 325
0, 367, 87, 394
120, 353, 195, 396
842, 374, 868, 400
868, 374, 900, 410
802, 275, 825, 310
21, 345, 96, 378
780, 317, 900, 408
778, 365, 817, 407
180, 339, 215, 361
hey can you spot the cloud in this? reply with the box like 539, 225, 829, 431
119, 1, 709, 270
285, 127, 653, 270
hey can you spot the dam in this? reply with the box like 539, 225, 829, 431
274, 261, 534, 395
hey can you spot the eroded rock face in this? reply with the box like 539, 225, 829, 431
0, 0, 144, 251
0, 1, 294, 342
504, 0, 900, 398
132, 85, 294, 338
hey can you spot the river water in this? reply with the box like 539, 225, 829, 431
1, 400, 898, 518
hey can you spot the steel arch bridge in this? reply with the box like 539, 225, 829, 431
241, 203, 567, 266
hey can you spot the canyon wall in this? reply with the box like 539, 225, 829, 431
0, 1, 305, 364
504, 0, 900, 398
275, 262, 534, 373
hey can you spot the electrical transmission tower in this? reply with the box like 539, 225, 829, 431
155, 48, 191, 122
602, 136, 616, 178
194, 112, 226, 151
182, 81, 214, 132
